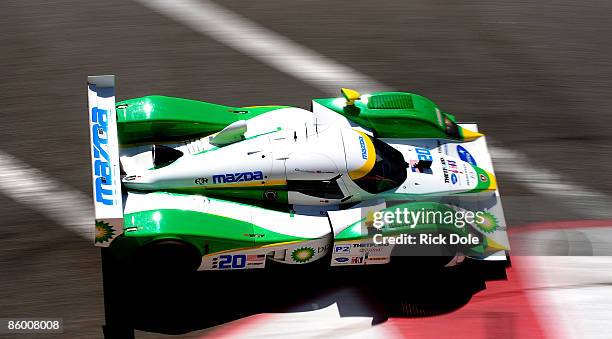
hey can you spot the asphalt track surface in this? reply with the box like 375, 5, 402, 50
1, 0, 612, 337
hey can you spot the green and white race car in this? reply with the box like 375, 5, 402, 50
88, 75, 509, 273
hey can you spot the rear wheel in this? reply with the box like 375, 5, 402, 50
132, 239, 202, 274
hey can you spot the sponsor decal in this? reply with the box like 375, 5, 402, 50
440, 158, 450, 184
317, 244, 330, 253
409, 160, 432, 174
411, 148, 434, 174
94, 220, 114, 243
359, 247, 382, 253
415, 147, 433, 162
463, 164, 471, 185
365, 256, 387, 261
194, 177, 208, 185
451, 173, 458, 185
264, 190, 278, 201
243, 233, 265, 238
334, 244, 351, 253
212, 170, 264, 184
213, 254, 247, 269
334, 257, 350, 263
351, 256, 364, 264
447, 160, 462, 173
352, 243, 390, 248
358, 136, 368, 160
457, 145, 477, 166
475, 211, 500, 233
91, 107, 114, 205
409, 160, 420, 173
247, 254, 266, 262
291, 247, 315, 263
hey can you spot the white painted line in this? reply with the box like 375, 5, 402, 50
136, 0, 611, 218
489, 145, 612, 218
132, 0, 390, 95
0, 150, 93, 240
207, 288, 400, 338
520, 256, 612, 339
0, 0, 608, 244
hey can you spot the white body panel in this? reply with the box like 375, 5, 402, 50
94, 81, 508, 266
87, 76, 123, 246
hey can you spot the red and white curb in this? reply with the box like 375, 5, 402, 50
196, 220, 612, 339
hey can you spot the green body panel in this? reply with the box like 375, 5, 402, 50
471, 166, 494, 192
313, 92, 456, 139
122, 207, 310, 255
116, 95, 287, 144
335, 202, 469, 240
124, 209, 255, 254
334, 201, 498, 256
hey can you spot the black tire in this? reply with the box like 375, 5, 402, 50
392, 291, 473, 317
132, 239, 201, 274
384, 263, 476, 317
389, 239, 457, 273
390, 255, 455, 273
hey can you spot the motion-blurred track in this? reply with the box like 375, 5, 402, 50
1, 0, 612, 337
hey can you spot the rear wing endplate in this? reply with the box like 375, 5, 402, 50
88, 75, 123, 246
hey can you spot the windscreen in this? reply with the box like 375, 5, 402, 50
352, 136, 407, 194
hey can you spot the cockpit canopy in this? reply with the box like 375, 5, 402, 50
352, 135, 407, 194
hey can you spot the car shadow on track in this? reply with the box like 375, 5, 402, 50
104, 254, 506, 336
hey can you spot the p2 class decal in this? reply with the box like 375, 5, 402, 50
456, 145, 477, 166
334, 244, 351, 253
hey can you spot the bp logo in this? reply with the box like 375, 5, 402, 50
95, 220, 115, 243
291, 247, 315, 263
475, 211, 499, 233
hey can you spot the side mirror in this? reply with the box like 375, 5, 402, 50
341, 88, 361, 106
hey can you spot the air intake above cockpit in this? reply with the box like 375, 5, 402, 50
367, 93, 414, 110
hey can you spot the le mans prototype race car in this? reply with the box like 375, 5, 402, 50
88, 75, 509, 274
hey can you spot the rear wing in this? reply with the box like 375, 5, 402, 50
88, 75, 123, 246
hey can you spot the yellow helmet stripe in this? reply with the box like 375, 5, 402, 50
349, 131, 376, 180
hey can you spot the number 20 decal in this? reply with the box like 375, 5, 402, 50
218, 254, 246, 269
415, 147, 433, 162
